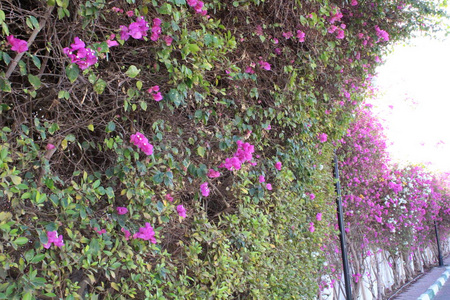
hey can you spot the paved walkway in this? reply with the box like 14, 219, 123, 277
392, 256, 450, 300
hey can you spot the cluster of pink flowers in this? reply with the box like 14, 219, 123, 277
120, 16, 149, 41
177, 204, 187, 218
63, 37, 98, 70
200, 182, 210, 197
43, 231, 64, 249
116, 207, 128, 215
318, 133, 328, 143
7, 35, 28, 53
186, 0, 207, 15
94, 227, 106, 234
147, 85, 163, 101
328, 6, 343, 24
207, 169, 220, 178
130, 132, 154, 155
166, 193, 174, 202
275, 161, 282, 171
375, 25, 390, 42
151, 18, 162, 41
219, 140, 255, 171
258, 60, 271, 70
133, 222, 157, 243
296, 30, 305, 42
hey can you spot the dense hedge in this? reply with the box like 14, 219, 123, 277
0, 0, 448, 299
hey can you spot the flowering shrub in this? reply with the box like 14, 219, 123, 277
0, 0, 448, 298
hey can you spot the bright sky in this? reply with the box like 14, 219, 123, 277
371, 36, 450, 173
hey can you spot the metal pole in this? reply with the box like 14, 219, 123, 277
434, 220, 444, 267
334, 152, 353, 300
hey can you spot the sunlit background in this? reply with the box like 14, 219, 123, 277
371, 36, 450, 173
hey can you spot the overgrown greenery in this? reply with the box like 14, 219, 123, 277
0, 0, 448, 299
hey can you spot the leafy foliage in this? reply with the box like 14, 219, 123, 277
0, 0, 448, 298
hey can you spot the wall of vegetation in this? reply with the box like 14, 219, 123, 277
0, 0, 448, 299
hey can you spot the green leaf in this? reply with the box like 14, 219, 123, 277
26, 16, 40, 30
28, 74, 41, 89
87, 124, 94, 131
14, 237, 29, 246
106, 121, 116, 133
93, 78, 106, 94
140, 101, 147, 111
9, 175, 22, 185
159, 3, 172, 14
66, 64, 79, 83
0, 10, 5, 23
32, 55, 41, 69
22, 291, 33, 300
31, 253, 46, 264
0, 78, 11, 92
125, 65, 140, 78
197, 146, 206, 158
188, 44, 200, 53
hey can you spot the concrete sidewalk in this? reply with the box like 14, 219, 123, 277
391, 256, 450, 300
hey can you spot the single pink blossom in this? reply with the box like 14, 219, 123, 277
121, 228, 131, 240
164, 36, 173, 46
177, 204, 187, 218
282, 31, 293, 39
264, 124, 272, 130
266, 183, 272, 190
207, 169, 221, 178
275, 162, 282, 171
351, 0, 358, 5
318, 133, 328, 143
7, 35, 28, 53
126, 10, 134, 17
309, 193, 316, 200
116, 207, 128, 215
133, 222, 156, 243
200, 182, 210, 197
296, 30, 305, 42
112, 7, 124, 13
258, 60, 271, 70
316, 213, 322, 221
152, 92, 163, 101
309, 222, 315, 233
166, 193, 174, 202
43, 230, 64, 249
46, 143, 55, 150
259, 175, 265, 183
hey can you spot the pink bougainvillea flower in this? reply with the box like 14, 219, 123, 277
296, 30, 305, 42
94, 227, 106, 234
207, 169, 221, 178
126, 10, 134, 17
309, 193, 316, 200
259, 175, 265, 183
258, 60, 271, 70
275, 162, 282, 171
7, 35, 28, 53
121, 228, 131, 240
165, 193, 174, 202
112, 7, 124, 13
336, 29, 345, 39
282, 31, 293, 39
46, 143, 55, 150
177, 204, 187, 218
318, 133, 328, 143
164, 35, 173, 46
245, 66, 255, 74
106, 34, 119, 47
200, 182, 210, 197
351, 0, 358, 5
133, 222, 156, 243
130, 132, 154, 155
43, 230, 64, 249
264, 124, 271, 130
316, 213, 322, 221
63, 37, 97, 70
116, 207, 128, 215
152, 92, 163, 101
309, 222, 315, 233
266, 183, 272, 190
